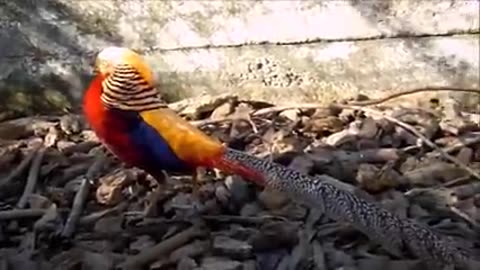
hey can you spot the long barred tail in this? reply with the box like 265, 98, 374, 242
221, 148, 473, 268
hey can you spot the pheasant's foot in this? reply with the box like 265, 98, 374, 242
191, 170, 200, 198
169, 171, 205, 221
169, 195, 203, 222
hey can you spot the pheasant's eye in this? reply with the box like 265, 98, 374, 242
95, 60, 115, 76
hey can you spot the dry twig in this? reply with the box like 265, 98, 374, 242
0, 145, 40, 189
252, 87, 479, 116
16, 147, 46, 209
119, 225, 206, 269
430, 133, 480, 158
202, 214, 288, 225
0, 209, 47, 220
348, 87, 480, 106
61, 152, 107, 238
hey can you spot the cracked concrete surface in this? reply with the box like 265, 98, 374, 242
0, 0, 478, 117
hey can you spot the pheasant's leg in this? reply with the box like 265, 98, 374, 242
189, 168, 207, 218
123, 171, 168, 220
191, 169, 199, 197
191, 169, 204, 212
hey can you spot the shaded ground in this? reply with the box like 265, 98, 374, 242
0, 89, 479, 269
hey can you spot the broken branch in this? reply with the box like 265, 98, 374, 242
16, 147, 46, 209
61, 152, 107, 238
119, 225, 206, 269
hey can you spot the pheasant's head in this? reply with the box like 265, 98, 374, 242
92, 46, 164, 111
95, 46, 155, 86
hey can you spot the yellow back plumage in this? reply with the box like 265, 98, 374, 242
141, 108, 225, 164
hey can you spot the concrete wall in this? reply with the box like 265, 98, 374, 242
0, 0, 478, 118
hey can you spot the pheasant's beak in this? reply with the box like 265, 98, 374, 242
93, 65, 100, 75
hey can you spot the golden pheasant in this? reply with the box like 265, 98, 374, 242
82, 47, 472, 268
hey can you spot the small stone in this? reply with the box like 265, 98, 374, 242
164, 192, 202, 217
288, 155, 315, 174
213, 235, 252, 259
456, 147, 473, 164
60, 114, 82, 135
176, 257, 197, 270
96, 170, 135, 205
56, 140, 76, 151
150, 258, 169, 270
240, 202, 262, 217
197, 182, 216, 198
256, 249, 289, 270
249, 221, 299, 251
27, 137, 44, 148
357, 257, 389, 270
170, 240, 210, 262
94, 216, 123, 235
357, 117, 379, 139
198, 257, 242, 270
328, 248, 355, 268
44, 126, 60, 147
258, 188, 290, 210
202, 199, 223, 215
271, 203, 307, 221
27, 194, 52, 209
214, 183, 231, 207
408, 203, 431, 218
242, 260, 256, 270
279, 109, 299, 122
210, 101, 234, 119
81, 251, 114, 270
386, 260, 423, 270
305, 116, 344, 134
130, 235, 155, 254
312, 107, 338, 118
81, 130, 99, 142
225, 175, 252, 207
228, 224, 258, 240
